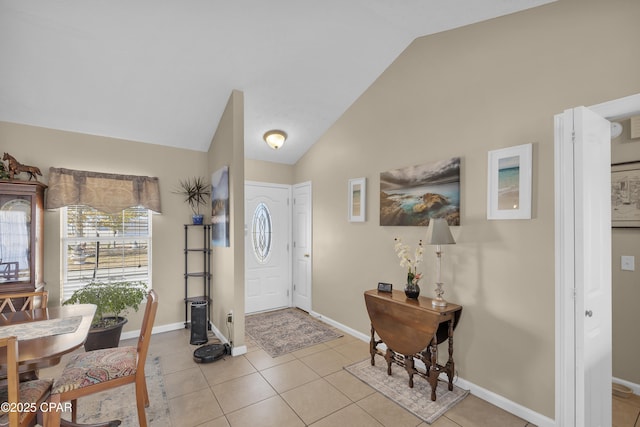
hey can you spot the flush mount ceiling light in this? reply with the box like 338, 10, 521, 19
263, 130, 287, 150
611, 122, 623, 139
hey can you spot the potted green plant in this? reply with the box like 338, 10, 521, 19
174, 177, 210, 224
64, 281, 147, 351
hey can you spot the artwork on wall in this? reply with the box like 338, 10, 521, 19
380, 157, 460, 226
487, 143, 532, 220
348, 177, 366, 222
211, 165, 230, 247
611, 161, 640, 228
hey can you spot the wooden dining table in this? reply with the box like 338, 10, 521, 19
0, 303, 125, 427
0, 304, 96, 378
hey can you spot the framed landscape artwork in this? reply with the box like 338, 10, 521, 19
487, 143, 532, 220
379, 157, 460, 226
611, 161, 640, 228
211, 165, 230, 247
348, 177, 366, 222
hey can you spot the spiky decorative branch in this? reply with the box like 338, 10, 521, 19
174, 177, 210, 215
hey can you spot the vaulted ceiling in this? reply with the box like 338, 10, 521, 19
0, 0, 554, 164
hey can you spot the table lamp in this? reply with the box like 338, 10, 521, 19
425, 218, 456, 307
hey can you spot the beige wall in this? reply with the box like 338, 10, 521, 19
207, 90, 246, 348
611, 118, 640, 385
2, 0, 640, 418
0, 120, 209, 332
0, 91, 247, 347
245, 158, 294, 185
293, 0, 640, 418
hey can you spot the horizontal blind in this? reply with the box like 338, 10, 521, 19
62, 205, 151, 301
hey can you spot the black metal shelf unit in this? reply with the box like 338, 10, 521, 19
183, 224, 211, 328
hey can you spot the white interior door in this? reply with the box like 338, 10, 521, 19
292, 182, 312, 312
555, 106, 612, 426
573, 106, 612, 427
245, 183, 291, 314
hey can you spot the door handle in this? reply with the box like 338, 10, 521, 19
585, 310, 593, 317
304, 254, 310, 258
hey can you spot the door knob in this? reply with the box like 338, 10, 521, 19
585, 310, 593, 317
304, 254, 310, 258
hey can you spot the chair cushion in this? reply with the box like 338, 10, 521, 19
52, 346, 137, 394
0, 378, 53, 425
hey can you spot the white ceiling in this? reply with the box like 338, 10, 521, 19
0, 0, 554, 165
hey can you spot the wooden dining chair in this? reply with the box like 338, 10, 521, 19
45, 289, 158, 427
0, 336, 53, 427
0, 290, 48, 312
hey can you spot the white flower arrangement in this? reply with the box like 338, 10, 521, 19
394, 238, 424, 285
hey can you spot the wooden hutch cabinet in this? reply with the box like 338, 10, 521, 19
0, 180, 47, 293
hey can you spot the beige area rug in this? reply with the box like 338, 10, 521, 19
72, 356, 171, 426
345, 358, 469, 424
245, 308, 343, 357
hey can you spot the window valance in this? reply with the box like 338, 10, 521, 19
46, 167, 162, 213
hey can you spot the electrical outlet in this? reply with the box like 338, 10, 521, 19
226, 311, 233, 323
621, 255, 635, 271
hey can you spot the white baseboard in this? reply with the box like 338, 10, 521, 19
309, 310, 370, 342
208, 320, 247, 356
230, 345, 247, 356
613, 376, 640, 395
310, 311, 555, 427
120, 321, 244, 356
120, 321, 184, 340
454, 377, 555, 427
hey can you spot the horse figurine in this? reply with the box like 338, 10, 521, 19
2, 153, 43, 181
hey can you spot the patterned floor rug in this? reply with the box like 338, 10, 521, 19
345, 358, 469, 424
73, 356, 172, 426
245, 308, 343, 357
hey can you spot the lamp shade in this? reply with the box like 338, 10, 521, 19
264, 130, 287, 150
425, 218, 455, 245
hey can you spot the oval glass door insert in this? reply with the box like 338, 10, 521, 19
252, 202, 272, 263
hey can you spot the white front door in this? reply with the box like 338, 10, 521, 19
292, 182, 312, 312
245, 183, 291, 314
555, 106, 612, 426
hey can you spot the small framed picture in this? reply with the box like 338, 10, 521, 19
487, 143, 532, 220
377, 282, 393, 293
612, 161, 640, 228
348, 177, 366, 222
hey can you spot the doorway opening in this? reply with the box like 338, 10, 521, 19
554, 93, 640, 427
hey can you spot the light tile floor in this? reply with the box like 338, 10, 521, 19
613, 392, 640, 427
42, 328, 537, 427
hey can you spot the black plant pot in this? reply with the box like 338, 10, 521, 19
404, 283, 420, 299
84, 316, 127, 351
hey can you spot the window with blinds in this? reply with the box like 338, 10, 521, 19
61, 205, 152, 301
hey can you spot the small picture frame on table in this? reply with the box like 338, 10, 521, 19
377, 282, 393, 293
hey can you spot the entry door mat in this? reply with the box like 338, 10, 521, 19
245, 308, 343, 358
345, 358, 469, 424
